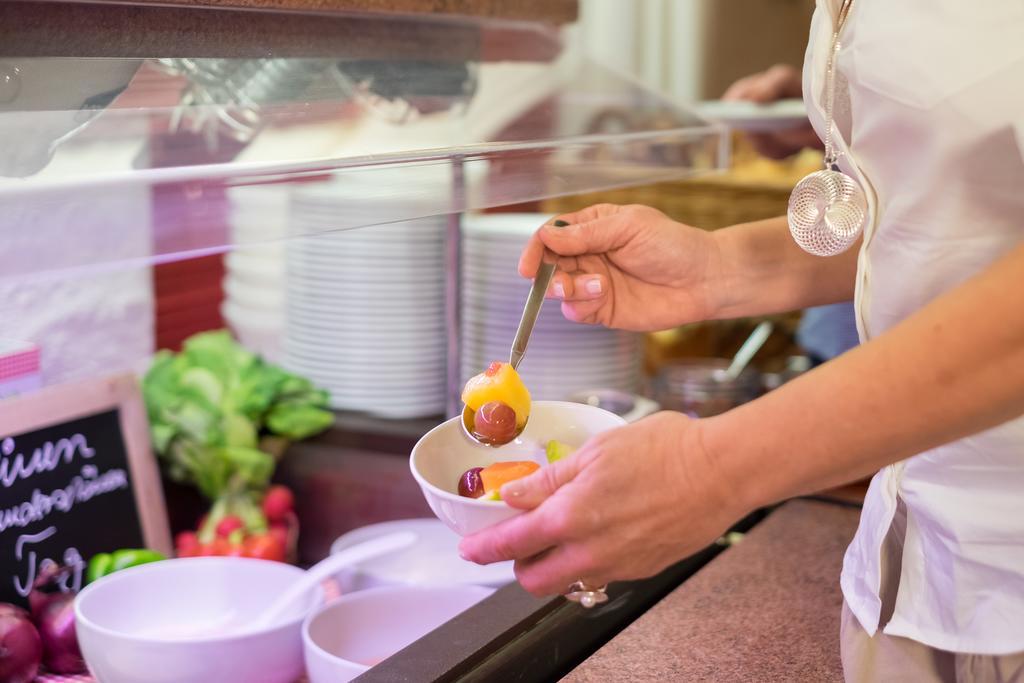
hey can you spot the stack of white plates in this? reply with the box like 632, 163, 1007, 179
461, 213, 643, 399
282, 181, 448, 418
222, 185, 289, 363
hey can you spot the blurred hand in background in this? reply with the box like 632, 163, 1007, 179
722, 64, 822, 160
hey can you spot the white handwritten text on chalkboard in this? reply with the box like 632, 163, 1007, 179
1, 434, 96, 488
0, 464, 129, 532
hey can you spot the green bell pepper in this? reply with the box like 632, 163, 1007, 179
87, 549, 166, 583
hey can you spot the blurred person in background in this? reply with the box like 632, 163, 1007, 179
724, 63, 860, 366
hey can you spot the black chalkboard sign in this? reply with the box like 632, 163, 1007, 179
0, 374, 171, 607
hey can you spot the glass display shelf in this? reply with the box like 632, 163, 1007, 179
0, 6, 727, 415
0, 4, 727, 283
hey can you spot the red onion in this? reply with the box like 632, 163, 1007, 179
0, 604, 42, 683
35, 596, 84, 674
28, 563, 65, 617
29, 564, 85, 674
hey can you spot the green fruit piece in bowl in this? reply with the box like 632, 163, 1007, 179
545, 440, 574, 463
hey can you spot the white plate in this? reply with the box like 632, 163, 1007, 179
286, 247, 445, 264
284, 320, 446, 338
284, 347, 444, 366
286, 233, 446, 250
461, 213, 551, 238
316, 387, 446, 401
286, 358, 444, 374
222, 302, 283, 328
290, 219, 446, 238
282, 349, 445, 369
318, 391, 446, 405
284, 313, 444, 327
284, 327, 443, 343
285, 376, 445, 396
284, 286, 444, 301
308, 376, 447, 392
286, 294, 444, 310
327, 401, 445, 419
321, 399, 446, 415
693, 98, 808, 132
285, 306, 445, 322
329, 519, 514, 590
225, 254, 285, 275
287, 235, 446, 251
461, 361, 641, 379
461, 364, 640, 382
283, 336, 443, 355
223, 280, 285, 309
284, 270, 444, 286
284, 263, 444, 280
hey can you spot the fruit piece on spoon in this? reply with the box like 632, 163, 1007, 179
461, 361, 531, 445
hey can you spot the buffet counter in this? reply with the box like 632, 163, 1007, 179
563, 499, 861, 682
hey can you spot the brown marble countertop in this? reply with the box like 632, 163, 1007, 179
67, 0, 578, 23
563, 499, 862, 683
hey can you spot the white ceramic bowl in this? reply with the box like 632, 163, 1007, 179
75, 557, 322, 683
303, 585, 493, 683
410, 400, 626, 536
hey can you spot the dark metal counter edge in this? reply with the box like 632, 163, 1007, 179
353, 509, 768, 683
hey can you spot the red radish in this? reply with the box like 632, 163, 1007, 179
244, 534, 286, 562
0, 604, 42, 683
208, 538, 232, 556
176, 543, 201, 558
215, 515, 244, 538
262, 486, 294, 523
268, 524, 289, 550
175, 531, 199, 553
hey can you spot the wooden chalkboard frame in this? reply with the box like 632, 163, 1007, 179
0, 373, 173, 557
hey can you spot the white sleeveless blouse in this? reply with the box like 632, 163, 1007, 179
803, 0, 1024, 654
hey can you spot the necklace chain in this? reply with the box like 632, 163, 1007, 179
823, 0, 854, 168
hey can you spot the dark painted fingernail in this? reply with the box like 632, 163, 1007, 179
553, 220, 569, 227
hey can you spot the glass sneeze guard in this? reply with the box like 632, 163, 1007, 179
0, 7, 727, 412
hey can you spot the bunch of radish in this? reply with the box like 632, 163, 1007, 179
175, 485, 298, 562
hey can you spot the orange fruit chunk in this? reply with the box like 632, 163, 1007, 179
461, 361, 531, 427
480, 460, 540, 494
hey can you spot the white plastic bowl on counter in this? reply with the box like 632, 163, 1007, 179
303, 584, 493, 683
75, 557, 322, 683
410, 400, 626, 536
330, 518, 515, 591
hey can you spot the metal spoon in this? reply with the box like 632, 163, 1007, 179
461, 223, 563, 447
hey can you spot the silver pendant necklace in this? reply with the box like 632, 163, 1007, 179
788, 0, 867, 257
